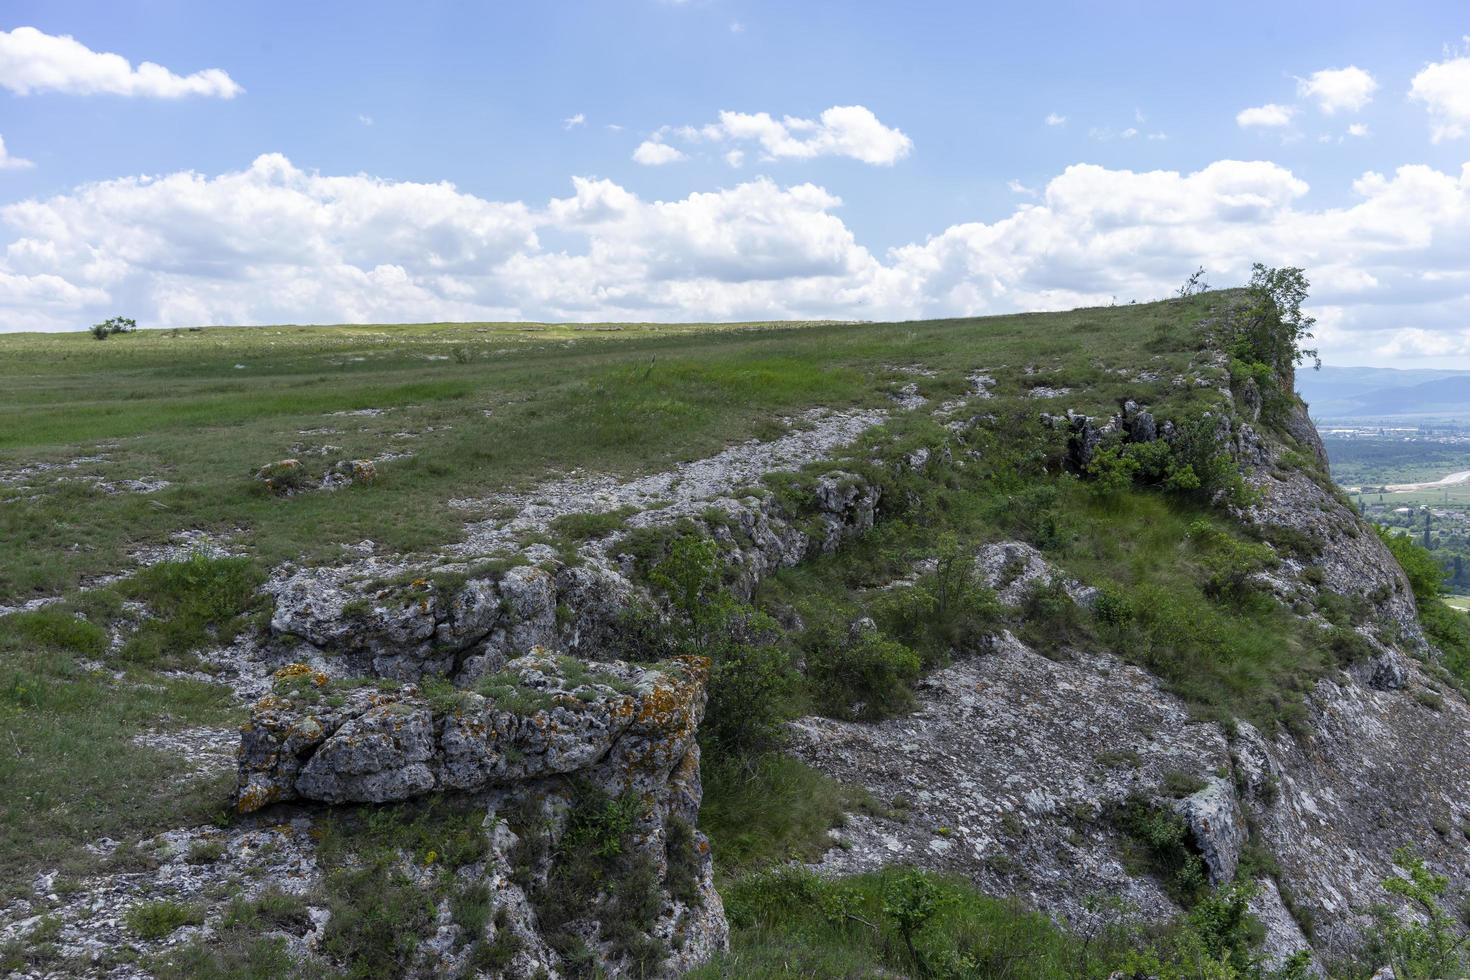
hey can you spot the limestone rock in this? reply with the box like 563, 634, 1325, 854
1175, 778, 1245, 884
254, 458, 307, 493
236, 652, 708, 811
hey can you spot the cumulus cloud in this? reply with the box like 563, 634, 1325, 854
1297, 66, 1377, 114
0, 135, 33, 170
0, 25, 242, 98
1236, 104, 1295, 128
1347, 123, 1369, 138
632, 140, 687, 165
646, 105, 912, 166
1410, 55, 1470, 142
1045, 113, 1067, 126
563, 113, 586, 130
4, 154, 1470, 365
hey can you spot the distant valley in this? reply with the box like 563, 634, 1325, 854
1299, 365, 1470, 421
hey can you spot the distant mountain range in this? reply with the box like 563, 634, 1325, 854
1298, 366, 1470, 420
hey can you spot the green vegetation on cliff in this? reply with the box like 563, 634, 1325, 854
5, 273, 1463, 977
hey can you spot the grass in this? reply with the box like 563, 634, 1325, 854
117, 553, 268, 668
700, 755, 874, 874
126, 899, 205, 939
688, 865, 1281, 979
0, 607, 240, 897
0, 294, 1227, 602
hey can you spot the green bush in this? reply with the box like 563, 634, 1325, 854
89, 315, 137, 340
1113, 792, 1208, 906
697, 864, 1302, 980
649, 534, 796, 761
699, 754, 868, 872
1377, 526, 1447, 602
1363, 847, 1470, 979
702, 638, 793, 761
869, 540, 1003, 665
319, 861, 434, 979
805, 628, 920, 721
523, 783, 669, 977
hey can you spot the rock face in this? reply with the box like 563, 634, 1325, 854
237, 653, 723, 978
238, 653, 708, 812
787, 631, 1235, 929
790, 393, 1470, 969
266, 462, 885, 685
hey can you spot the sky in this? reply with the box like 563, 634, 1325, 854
0, 1, 1468, 367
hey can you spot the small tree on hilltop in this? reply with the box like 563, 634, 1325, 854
89, 316, 137, 340
1177, 266, 1210, 298
1230, 265, 1320, 381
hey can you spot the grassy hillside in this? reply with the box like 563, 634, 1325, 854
14, 287, 1462, 977
0, 298, 1222, 604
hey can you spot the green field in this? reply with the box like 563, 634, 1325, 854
0, 297, 1223, 604
1322, 436, 1470, 487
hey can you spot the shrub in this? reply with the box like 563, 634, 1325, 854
664, 817, 704, 906
319, 861, 434, 978
1113, 792, 1208, 906
524, 783, 669, 977
702, 638, 793, 761
869, 539, 1003, 665
1377, 526, 1446, 602
89, 316, 137, 340
1363, 847, 1470, 979
2, 609, 107, 656
649, 534, 796, 761
805, 628, 921, 721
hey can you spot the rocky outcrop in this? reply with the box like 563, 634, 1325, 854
237, 652, 708, 812
266, 464, 884, 685
790, 391, 1470, 970
787, 631, 1233, 930
235, 652, 723, 978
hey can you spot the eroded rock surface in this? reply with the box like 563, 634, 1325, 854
788, 632, 1232, 929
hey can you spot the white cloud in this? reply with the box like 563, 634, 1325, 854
563, 113, 586, 130
1045, 113, 1066, 126
729, 21, 745, 33
1236, 104, 1295, 128
0, 135, 34, 170
1347, 123, 1369, 138
724, 149, 745, 168
5, 155, 1470, 366
1297, 66, 1377, 114
632, 140, 687, 165
1410, 55, 1470, 142
0, 25, 242, 98
357, 114, 374, 127
651, 105, 912, 165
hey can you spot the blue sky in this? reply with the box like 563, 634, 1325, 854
1, 1, 1468, 366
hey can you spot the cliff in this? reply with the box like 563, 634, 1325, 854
5, 289, 1468, 978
